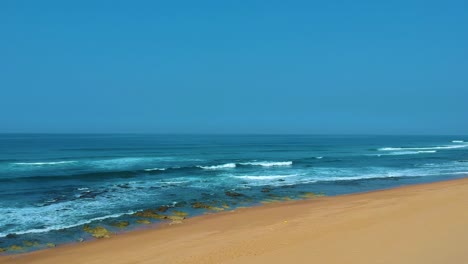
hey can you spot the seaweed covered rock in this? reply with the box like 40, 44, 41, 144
110, 221, 130, 228
191, 201, 224, 211
83, 225, 112, 239
46, 243, 56, 248
0, 248, 5, 253
133, 209, 167, 219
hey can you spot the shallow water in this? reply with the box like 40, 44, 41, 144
0, 134, 467, 252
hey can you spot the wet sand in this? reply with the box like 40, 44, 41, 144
2, 177, 468, 264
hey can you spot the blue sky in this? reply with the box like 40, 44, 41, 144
1, 1, 467, 134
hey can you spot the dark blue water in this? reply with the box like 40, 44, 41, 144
1, 134, 467, 252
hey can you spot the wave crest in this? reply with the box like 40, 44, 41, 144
198, 163, 236, 170
378, 145, 466, 151
240, 161, 293, 167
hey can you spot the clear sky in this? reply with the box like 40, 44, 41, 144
1, 1, 467, 134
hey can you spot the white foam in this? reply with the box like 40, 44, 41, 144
144, 167, 167, 171
316, 157, 323, 159
452, 140, 464, 143
240, 161, 293, 167
198, 163, 236, 170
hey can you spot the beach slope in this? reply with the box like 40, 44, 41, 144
2, 178, 468, 264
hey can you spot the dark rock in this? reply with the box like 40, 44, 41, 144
261, 188, 271, 193
174, 201, 187, 207
6, 234, 18, 239
225, 191, 243, 197
157, 206, 169, 212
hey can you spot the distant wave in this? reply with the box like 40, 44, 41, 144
390, 150, 437, 155
316, 157, 323, 159
13, 161, 77, 166
452, 140, 465, 143
198, 163, 236, 170
378, 144, 466, 151
239, 161, 293, 167
144, 167, 167, 172
0, 170, 140, 182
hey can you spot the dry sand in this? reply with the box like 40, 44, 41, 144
2, 177, 468, 264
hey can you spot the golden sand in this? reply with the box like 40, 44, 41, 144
2, 178, 468, 264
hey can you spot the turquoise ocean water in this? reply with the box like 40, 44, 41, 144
0, 134, 467, 252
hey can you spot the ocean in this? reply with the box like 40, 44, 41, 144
1, 134, 467, 252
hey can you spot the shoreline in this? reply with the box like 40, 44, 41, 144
2, 177, 468, 263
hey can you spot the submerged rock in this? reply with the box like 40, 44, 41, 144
110, 221, 130, 228
166, 215, 185, 221
83, 225, 112, 239
136, 219, 151, 224
172, 210, 189, 217
0, 248, 5, 253
261, 187, 271, 193
261, 197, 284, 204
300, 192, 325, 199
46, 243, 56, 248
23, 240, 40, 247
8, 245, 24, 251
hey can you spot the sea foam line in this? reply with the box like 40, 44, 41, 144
0, 210, 136, 238
233, 174, 298, 180
378, 145, 467, 151
13, 161, 77, 166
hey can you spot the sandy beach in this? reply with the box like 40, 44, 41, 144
2, 177, 468, 264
